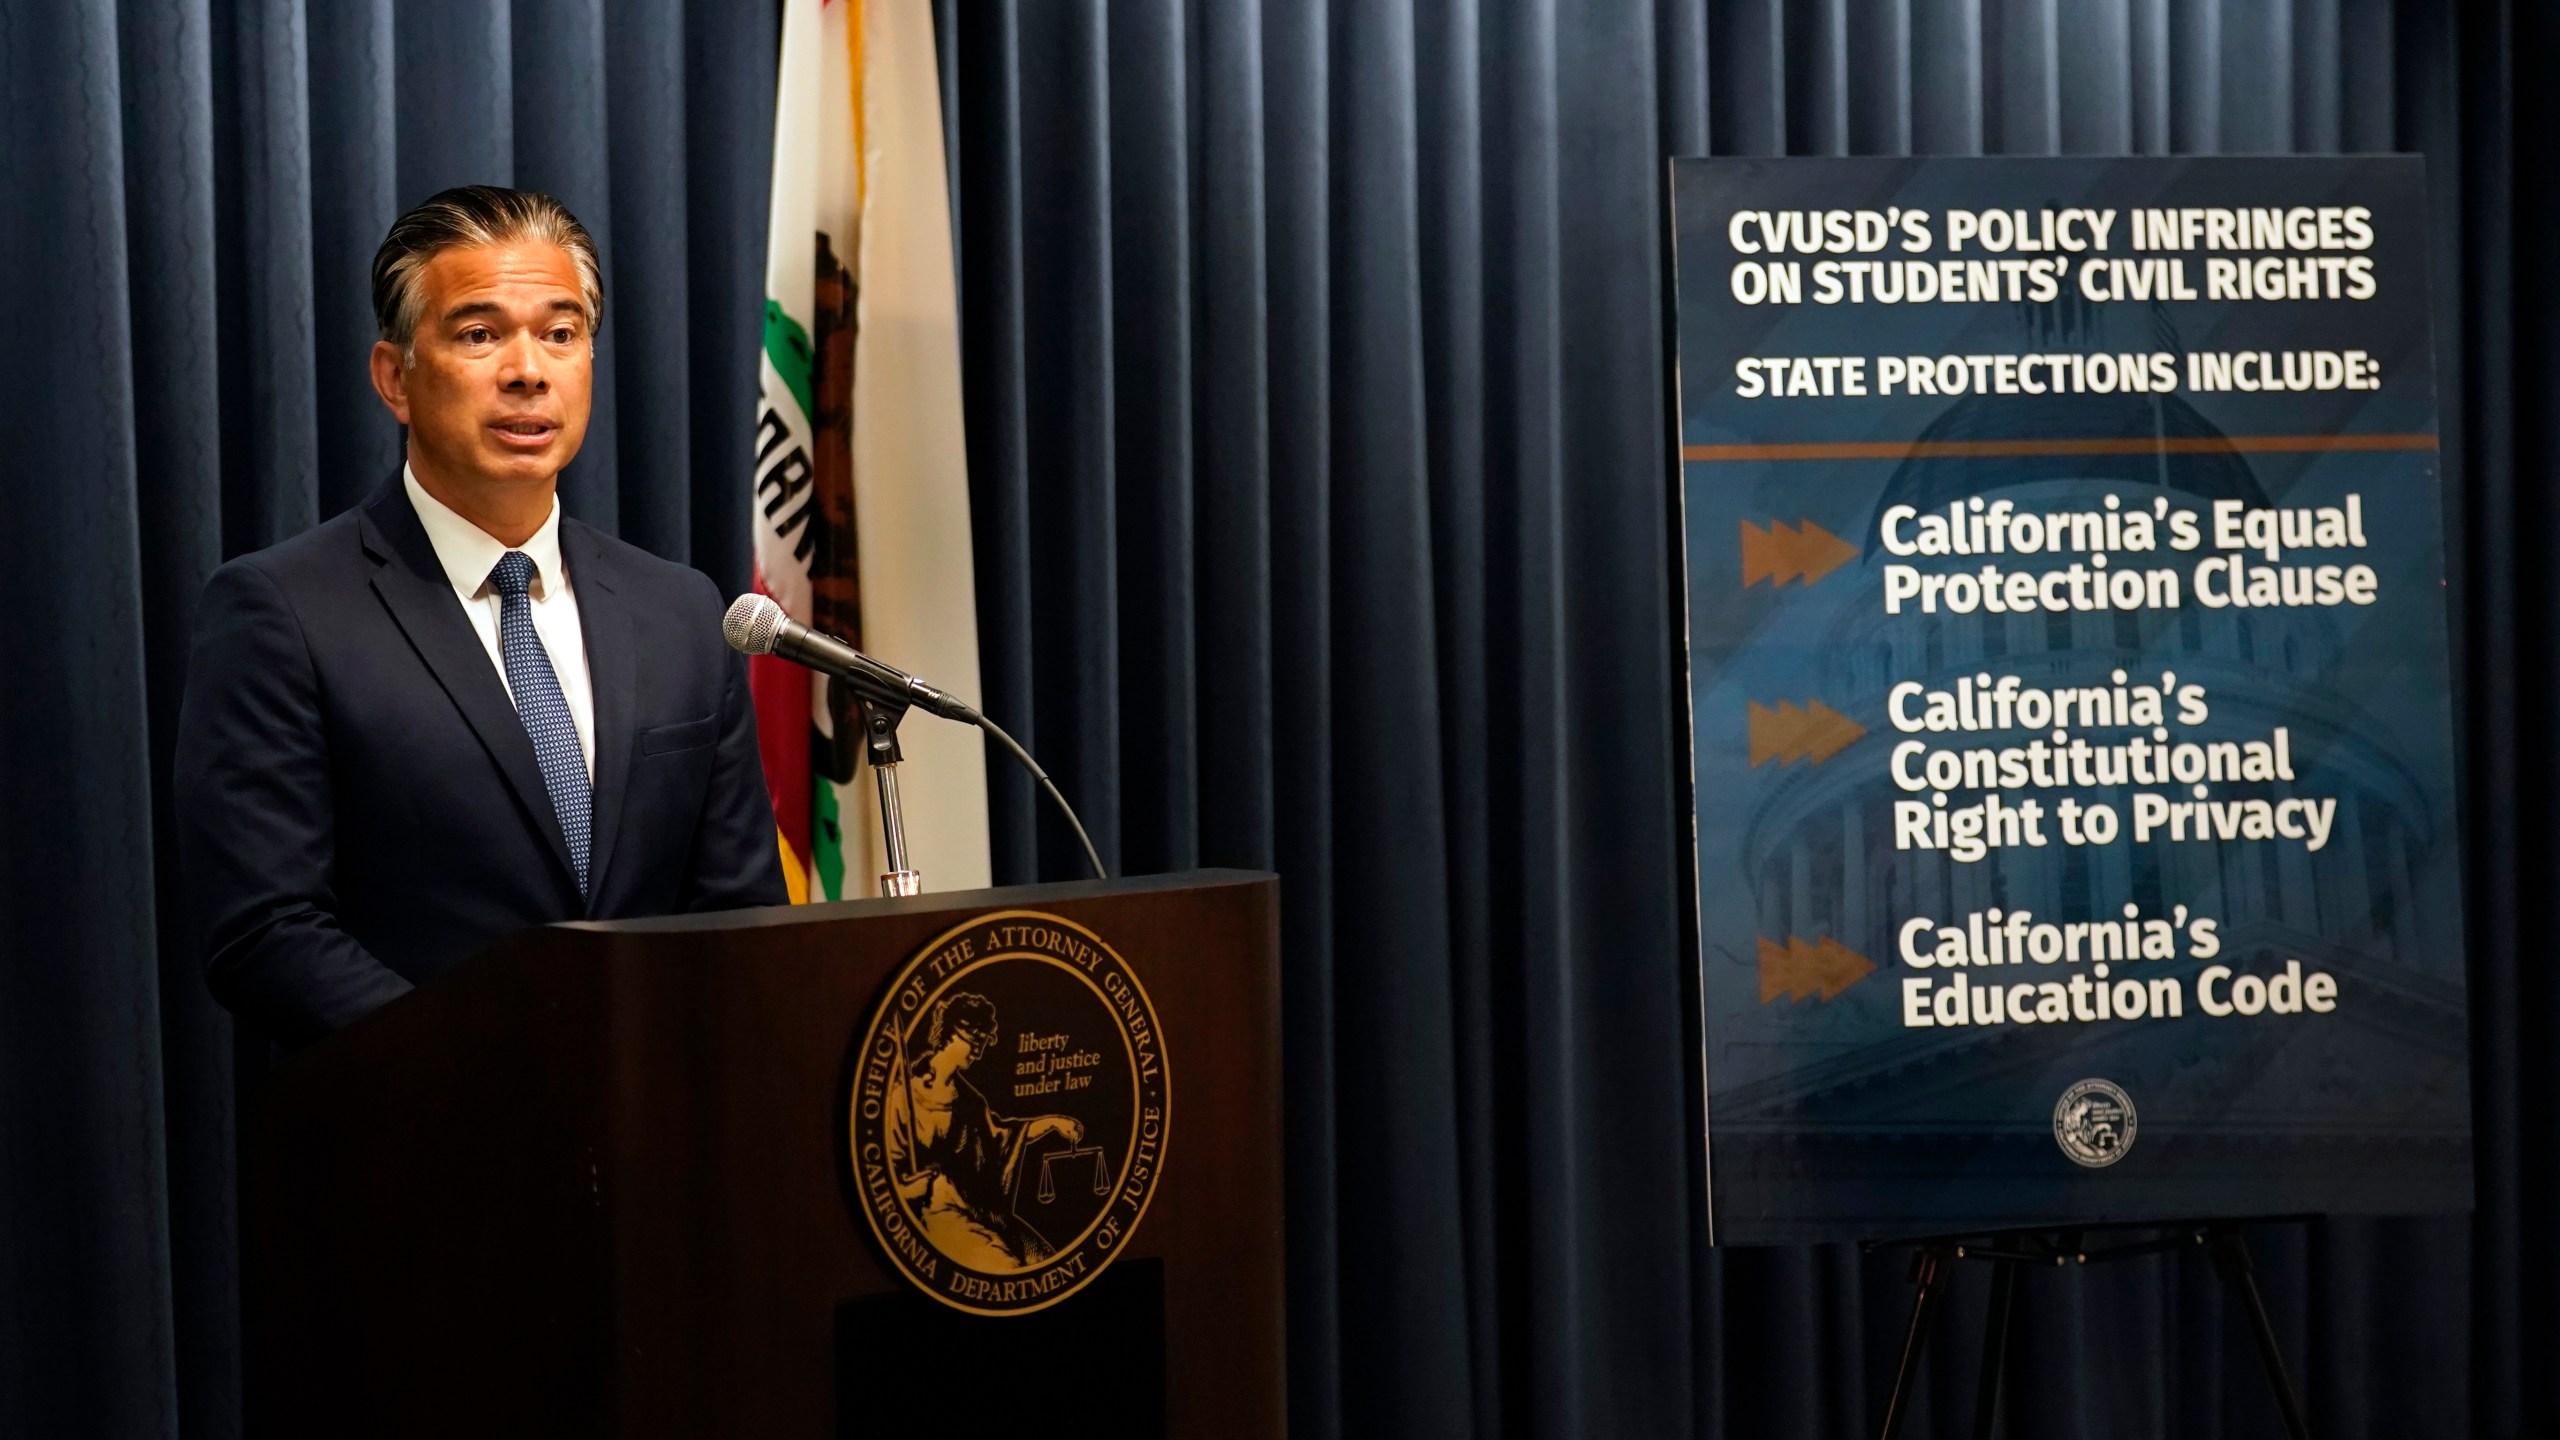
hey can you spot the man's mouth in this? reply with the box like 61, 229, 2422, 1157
490, 418, 558, 447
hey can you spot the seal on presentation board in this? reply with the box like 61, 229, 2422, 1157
2053, 1078, 2137, 1168
848, 910, 1170, 1315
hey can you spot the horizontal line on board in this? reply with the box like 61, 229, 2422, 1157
1681, 433, 2440, 462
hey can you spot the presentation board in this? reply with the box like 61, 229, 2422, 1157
1671, 156, 2470, 1244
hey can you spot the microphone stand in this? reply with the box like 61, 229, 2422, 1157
854, 694, 923, 897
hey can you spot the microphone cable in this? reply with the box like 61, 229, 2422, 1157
975, 713, 1108, 884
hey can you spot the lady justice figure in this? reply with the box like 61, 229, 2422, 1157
884, 991, 1086, 1271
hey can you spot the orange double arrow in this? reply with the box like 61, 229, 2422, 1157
1757, 935, 1876, 1003
1740, 518, 1857, 587
1746, 698, 1864, 766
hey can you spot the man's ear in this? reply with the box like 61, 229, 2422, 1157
369, 340, 412, 426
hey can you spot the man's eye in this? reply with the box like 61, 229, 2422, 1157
549, 328, 575, 343
462, 327, 493, 343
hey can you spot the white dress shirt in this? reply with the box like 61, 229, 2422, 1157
403, 465, 596, 780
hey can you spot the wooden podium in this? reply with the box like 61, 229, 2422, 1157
242, 869, 1283, 1439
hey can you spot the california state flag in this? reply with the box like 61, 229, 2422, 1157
752, 0, 989, 901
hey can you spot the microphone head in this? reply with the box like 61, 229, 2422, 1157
723, 593, 788, 656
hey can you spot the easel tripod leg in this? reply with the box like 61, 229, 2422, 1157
2205, 1227, 2313, 1440
1970, 1254, 2019, 1440
1878, 1244, 1955, 1440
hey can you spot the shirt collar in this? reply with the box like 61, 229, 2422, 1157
402, 463, 568, 601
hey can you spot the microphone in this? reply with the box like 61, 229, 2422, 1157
723, 592, 1109, 884
723, 594, 979, 723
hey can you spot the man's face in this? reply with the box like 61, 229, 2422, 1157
371, 240, 593, 489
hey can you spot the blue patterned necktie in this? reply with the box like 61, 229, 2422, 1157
488, 550, 591, 898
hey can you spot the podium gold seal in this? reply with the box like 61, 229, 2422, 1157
849, 910, 1171, 1315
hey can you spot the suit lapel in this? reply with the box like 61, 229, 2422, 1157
359, 479, 580, 891
567, 519, 636, 915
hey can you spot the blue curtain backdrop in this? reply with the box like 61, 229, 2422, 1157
0, 1, 2550, 1438
938, 2, 2546, 1439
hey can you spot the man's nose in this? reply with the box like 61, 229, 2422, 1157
497, 332, 549, 390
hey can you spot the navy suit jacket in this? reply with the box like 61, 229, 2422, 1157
174, 477, 789, 1047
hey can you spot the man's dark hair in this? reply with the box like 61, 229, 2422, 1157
370, 185, 603, 361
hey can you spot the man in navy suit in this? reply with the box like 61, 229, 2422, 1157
176, 186, 788, 1048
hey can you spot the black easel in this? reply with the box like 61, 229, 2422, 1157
1869, 1223, 2312, 1440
